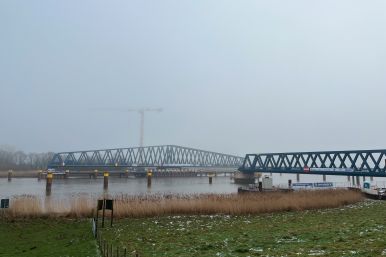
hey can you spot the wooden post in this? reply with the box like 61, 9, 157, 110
46, 172, 53, 195
104, 172, 109, 190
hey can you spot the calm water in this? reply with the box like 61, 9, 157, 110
1, 174, 386, 199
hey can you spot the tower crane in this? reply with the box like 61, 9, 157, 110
127, 108, 163, 147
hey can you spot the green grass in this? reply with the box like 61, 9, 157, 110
101, 200, 386, 257
0, 201, 385, 257
0, 219, 98, 257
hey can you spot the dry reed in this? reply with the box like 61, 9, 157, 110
1, 189, 363, 219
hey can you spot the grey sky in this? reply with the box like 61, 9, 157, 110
1, 1, 385, 156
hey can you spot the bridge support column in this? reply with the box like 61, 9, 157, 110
38, 170, 42, 181
347, 176, 350, 182
147, 170, 152, 188
8, 170, 12, 182
103, 172, 109, 190
362, 176, 366, 183
288, 179, 292, 189
351, 176, 355, 186
209, 174, 213, 184
322, 175, 326, 182
370, 176, 374, 182
65, 170, 69, 179
46, 172, 53, 195
296, 174, 300, 182
356, 176, 360, 187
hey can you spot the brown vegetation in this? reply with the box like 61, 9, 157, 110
2, 189, 363, 219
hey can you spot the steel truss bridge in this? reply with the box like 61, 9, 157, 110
47, 145, 244, 170
239, 149, 386, 177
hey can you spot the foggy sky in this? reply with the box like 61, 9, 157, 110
1, 1, 386, 156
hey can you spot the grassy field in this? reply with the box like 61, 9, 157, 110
101, 200, 386, 257
0, 199, 385, 257
0, 219, 98, 257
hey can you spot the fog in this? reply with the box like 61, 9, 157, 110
1, 1, 385, 156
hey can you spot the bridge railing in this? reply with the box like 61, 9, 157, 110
239, 150, 386, 177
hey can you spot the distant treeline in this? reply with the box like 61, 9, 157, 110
0, 146, 54, 171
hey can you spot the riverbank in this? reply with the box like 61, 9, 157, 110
1, 200, 385, 256
0, 170, 39, 178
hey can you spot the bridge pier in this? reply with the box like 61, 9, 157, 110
356, 176, 360, 187
296, 174, 300, 182
322, 175, 326, 182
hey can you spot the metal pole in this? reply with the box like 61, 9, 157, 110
139, 109, 144, 147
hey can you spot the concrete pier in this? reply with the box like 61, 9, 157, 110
322, 175, 326, 182
296, 174, 300, 182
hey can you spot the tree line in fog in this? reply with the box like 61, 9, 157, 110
0, 146, 54, 170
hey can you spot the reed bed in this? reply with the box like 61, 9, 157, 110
1, 189, 362, 219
